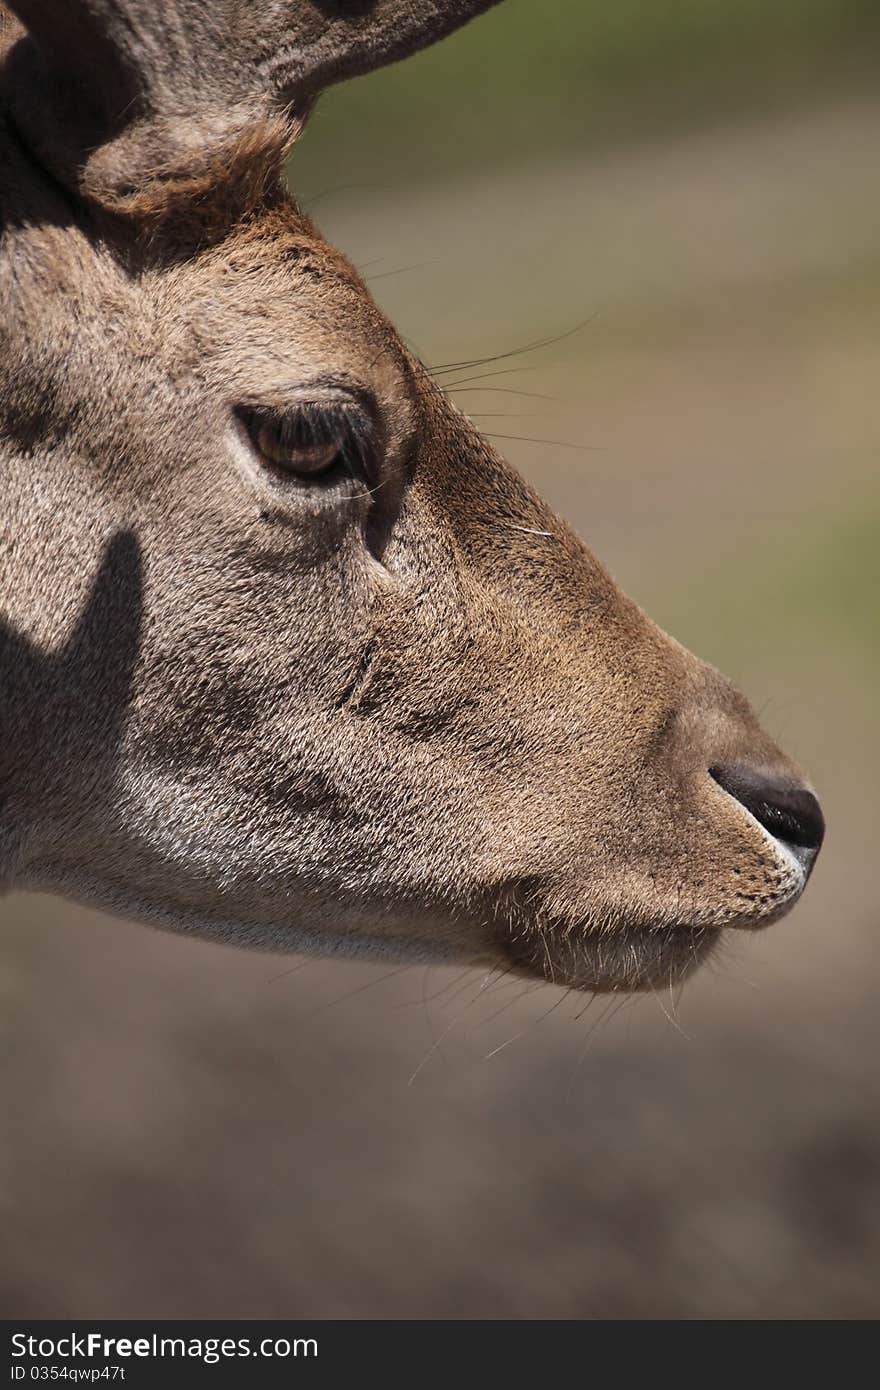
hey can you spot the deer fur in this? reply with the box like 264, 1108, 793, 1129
0, 1, 823, 993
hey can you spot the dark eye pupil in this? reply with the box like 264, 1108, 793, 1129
239, 398, 375, 484
242, 404, 349, 477
255, 421, 339, 474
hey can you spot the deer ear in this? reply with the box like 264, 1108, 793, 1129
2, 1, 504, 222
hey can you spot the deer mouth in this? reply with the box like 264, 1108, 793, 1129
499, 919, 721, 994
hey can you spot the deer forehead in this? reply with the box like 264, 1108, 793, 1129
2, 205, 417, 465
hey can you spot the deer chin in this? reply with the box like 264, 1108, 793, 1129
498, 920, 717, 994
495, 881, 811, 993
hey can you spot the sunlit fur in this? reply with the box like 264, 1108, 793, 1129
0, 2, 820, 994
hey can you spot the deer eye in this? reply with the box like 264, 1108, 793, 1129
239, 400, 374, 482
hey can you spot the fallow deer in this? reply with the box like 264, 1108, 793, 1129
0, 0, 824, 995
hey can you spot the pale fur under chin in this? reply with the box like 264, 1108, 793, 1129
18, 863, 487, 967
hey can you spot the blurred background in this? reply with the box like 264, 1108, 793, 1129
2, 0, 879, 1318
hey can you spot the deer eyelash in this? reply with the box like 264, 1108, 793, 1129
237, 398, 378, 484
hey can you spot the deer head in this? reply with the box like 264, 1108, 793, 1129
0, 0, 824, 993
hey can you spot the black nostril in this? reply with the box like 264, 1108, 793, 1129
710, 765, 825, 852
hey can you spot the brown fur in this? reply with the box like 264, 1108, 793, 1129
0, 1, 823, 993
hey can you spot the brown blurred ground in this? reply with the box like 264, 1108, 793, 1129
1, 89, 878, 1318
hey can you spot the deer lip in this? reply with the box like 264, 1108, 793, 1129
499, 920, 720, 994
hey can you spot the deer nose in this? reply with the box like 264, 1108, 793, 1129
710, 764, 825, 860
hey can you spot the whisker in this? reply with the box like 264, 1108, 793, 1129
443, 968, 496, 1011
365, 261, 434, 283
450, 386, 557, 401
461, 960, 522, 1005
483, 1027, 530, 1061
566, 994, 618, 1098
650, 982, 691, 1040
335, 473, 394, 506
428, 317, 598, 377
407, 1010, 462, 1086
482, 432, 603, 453
266, 956, 312, 985
474, 979, 541, 1030
573, 991, 599, 1023
406, 971, 493, 1085
539, 926, 556, 984
442, 365, 555, 390
393, 966, 473, 1011
303, 183, 387, 209
306, 964, 409, 1017
483, 983, 574, 1061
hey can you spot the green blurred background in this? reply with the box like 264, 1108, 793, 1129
2, 0, 879, 1318
294, 0, 880, 186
